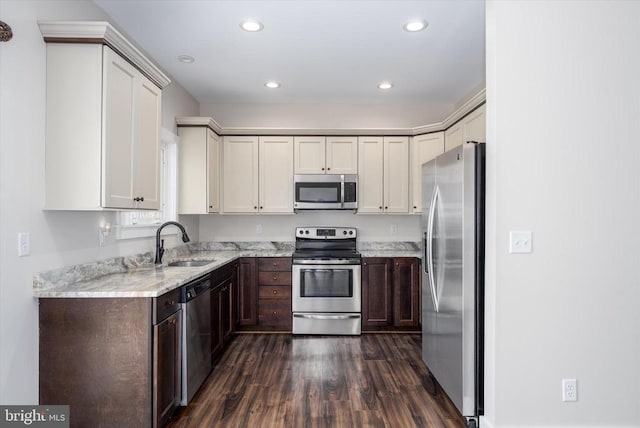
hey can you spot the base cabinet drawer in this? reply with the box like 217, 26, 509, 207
258, 285, 291, 299
258, 299, 291, 327
257, 257, 292, 272
258, 271, 292, 286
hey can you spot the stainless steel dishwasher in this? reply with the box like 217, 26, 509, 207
180, 274, 212, 405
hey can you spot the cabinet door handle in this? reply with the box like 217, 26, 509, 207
385, 206, 388, 210
273, 311, 278, 315
254, 206, 258, 210
140, 197, 144, 202
321, 167, 325, 171
260, 206, 263, 210
327, 167, 331, 171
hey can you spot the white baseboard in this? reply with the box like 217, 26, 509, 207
480, 416, 494, 428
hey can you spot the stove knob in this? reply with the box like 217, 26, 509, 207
299, 230, 304, 234
349, 230, 353, 235
343, 230, 347, 235
305, 230, 310, 235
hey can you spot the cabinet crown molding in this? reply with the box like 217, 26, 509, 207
176, 116, 223, 135
38, 20, 171, 89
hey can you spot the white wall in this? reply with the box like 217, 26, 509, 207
200, 102, 452, 130
0, 0, 199, 404
198, 212, 420, 242
485, 1, 640, 427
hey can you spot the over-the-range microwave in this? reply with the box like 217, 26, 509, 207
293, 174, 357, 210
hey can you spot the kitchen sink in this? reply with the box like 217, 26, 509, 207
167, 260, 215, 267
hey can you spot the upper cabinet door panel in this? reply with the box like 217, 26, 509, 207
383, 136, 409, 213
102, 48, 136, 209
357, 137, 384, 213
326, 137, 358, 174
294, 136, 326, 174
411, 132, 444, 213
223, 136, 259, 213
463, 104, 486, 143
135, 76, 162, 210
444, 121, 463, 152
207, 129, 220, 213
259, 136, 294, 213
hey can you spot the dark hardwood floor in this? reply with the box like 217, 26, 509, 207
167, 333, 465, 428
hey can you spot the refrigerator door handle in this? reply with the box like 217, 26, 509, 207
427, 187, 440, 313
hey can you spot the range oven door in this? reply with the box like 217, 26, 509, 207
292, 263, 361, 313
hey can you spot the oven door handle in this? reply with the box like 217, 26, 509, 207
293, 314, 361, 320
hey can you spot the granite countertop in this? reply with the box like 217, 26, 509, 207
33, 241, 420, 299
33, 242, 293, 299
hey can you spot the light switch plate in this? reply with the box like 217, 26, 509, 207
18, 232, 30, 257
509, 230, 532, 254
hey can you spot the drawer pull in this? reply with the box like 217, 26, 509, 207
165, 300, 175, 306
273, 311, 277, 315
273, 290, 278, 295
272, 262, 278, 267
273, 276, 278, 281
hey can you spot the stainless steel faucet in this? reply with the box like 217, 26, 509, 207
155, 221, 191, 265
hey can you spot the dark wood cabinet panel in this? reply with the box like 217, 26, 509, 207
392, 258, 421, 327
40, 298, 153, 428
220, 283, 233, 343
210, 287, 223, 359
238, 258, 257, 326
362, 257, 421, 331
362, 258, 393, 327
154, 310, 181, 428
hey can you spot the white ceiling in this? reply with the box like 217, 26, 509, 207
94, 0, 485, 124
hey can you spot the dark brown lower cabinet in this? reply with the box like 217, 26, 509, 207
39, 287, 182, 428
362, 257, 421, 330
392, 258, 421, 327
153, 310, 181, 428
237, 257, 257, 326
257, 257, 292, 329
211, 261, 238, 362
362, 258, 393, 327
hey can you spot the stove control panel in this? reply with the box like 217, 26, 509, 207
296, 227, 357, 239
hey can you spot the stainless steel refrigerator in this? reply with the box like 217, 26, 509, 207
421, 141, 485, 427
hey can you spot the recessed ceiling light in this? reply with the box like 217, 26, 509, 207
265, 81, 280, 89
378, 82, 393, 90
177, 54, 195, 63
240, 20, 263, 32
403, 19, 428, 32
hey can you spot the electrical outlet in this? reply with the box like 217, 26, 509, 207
390, 224, 398, 235
18, 232, 30, 257
562, 378, 577, 402
509, 230, 532, 253
256, 224, 263, 234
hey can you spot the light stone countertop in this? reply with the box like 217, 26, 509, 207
33, 241, 420, 299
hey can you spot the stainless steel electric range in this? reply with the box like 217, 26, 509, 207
291, 227, 362, 335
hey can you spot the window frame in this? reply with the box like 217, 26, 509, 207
115, 128, 179, 240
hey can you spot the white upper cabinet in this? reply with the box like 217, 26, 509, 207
294, 136, 357, 174
462, 104, 486, 143
383, 137, 410, 213
222, 136, 293, 214
358, 136, 409, 214
259, 136, 294, 213
223, 136, 259, 213
445, 104, 486, 151
40, 22, 169, 210
444, 121, 464, 152
410, 132, 445, 214
326, 137, 358, 174
294, 136, 326, 174
177, 125, 219, 214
